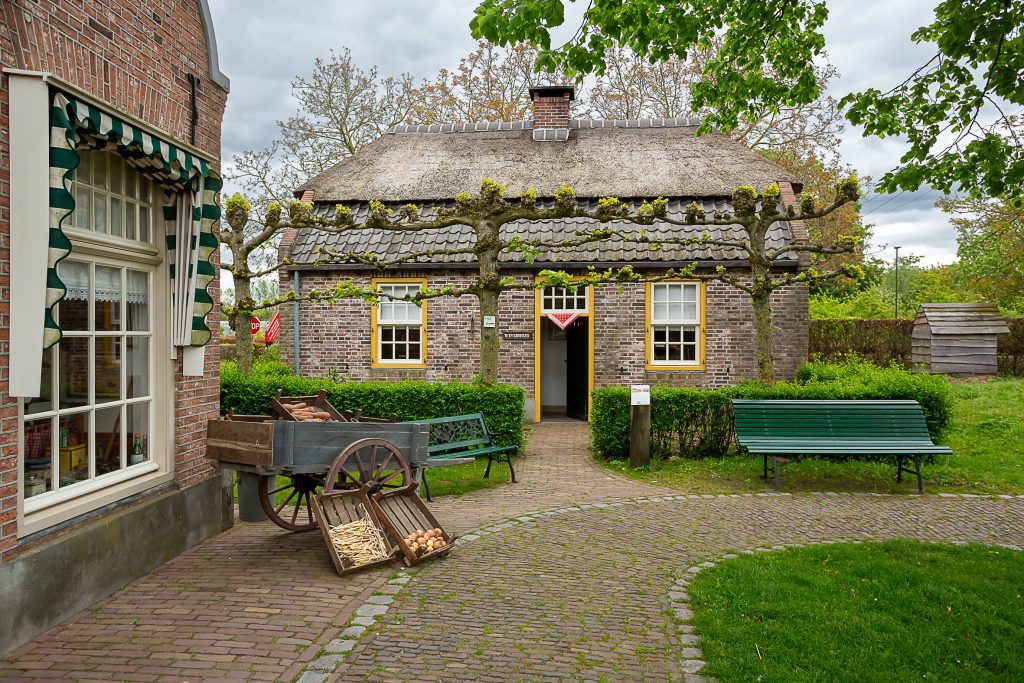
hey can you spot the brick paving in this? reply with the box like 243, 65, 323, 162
3, 422, 1024, 682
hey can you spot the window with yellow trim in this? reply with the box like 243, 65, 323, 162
649, 282, 701, 365
374, 283, 425, 364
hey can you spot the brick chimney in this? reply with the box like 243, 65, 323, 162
529, 85, 574, 129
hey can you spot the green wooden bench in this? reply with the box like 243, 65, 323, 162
402, 413, 519, 501
731, 400, 952, 493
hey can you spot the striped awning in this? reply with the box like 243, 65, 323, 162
47, 89, 221, 348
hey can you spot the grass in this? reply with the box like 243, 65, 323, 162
420, 456, 517, 498
604, 377, 1024, 495
689, 541, 1024, 682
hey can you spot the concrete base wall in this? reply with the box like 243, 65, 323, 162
0, 477, 229, 656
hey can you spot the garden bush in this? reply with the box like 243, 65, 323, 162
221, 363, 526, 447
591, 357, 954, 460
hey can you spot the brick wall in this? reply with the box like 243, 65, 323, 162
531, 93, 571, 129
0, 0, 226, 557
279, 267, 809, 400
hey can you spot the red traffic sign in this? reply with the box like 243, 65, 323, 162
264, 310, 281, 345
249, 317, 261, 335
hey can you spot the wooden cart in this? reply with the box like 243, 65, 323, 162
207, 418, 429, 532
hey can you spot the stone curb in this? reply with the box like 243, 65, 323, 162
294, 492, 1024, 681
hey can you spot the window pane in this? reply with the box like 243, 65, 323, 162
653, 344, 667, 361
125, 204, 136, 240
57, 412, 90, 487
75, 187, 91, 230
109, 197, 122, 237
683, 302, 698, 321
668, 301, 683, 320
96, 265, 121, 331
127, 270, 149, 331
683, 327, 697, 343
653, 285, 668, 303
128, 403, 150, 465
139, 205, 150, 242
683, 343, 696, 361
683, 285, 697, 302
653, 327, 667, 343
23, 417, 53, 498
77, 151, 92, 184
667, 344, 682, 361
23, 349, 53, 416
380, 327, 393, 342
93, 194, 107, 233
408, 327, 421, 343
95, 405, 123, 474
653, 302, 668, 322
380, 343, 394, 360
394, 327, 407, 342
125, 170, 136, 199
58, 337, 89, 409
110, 155, 123, 195
58, 260, 89, 331
126, 337, 149, 398
395, 344, 408, 360
94, 153, 107, 189
408, 343, 421, 360
95, 337, 121, 403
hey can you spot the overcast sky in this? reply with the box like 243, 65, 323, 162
210, 0, 955, 267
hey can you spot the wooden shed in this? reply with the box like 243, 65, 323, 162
911, 303, 1009, 375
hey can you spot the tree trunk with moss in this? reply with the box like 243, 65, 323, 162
233, 275, 255, 376
476, 218, 502, 385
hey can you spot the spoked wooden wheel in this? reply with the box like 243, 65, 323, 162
257, 473, 324, 532
323, 438, 412, 493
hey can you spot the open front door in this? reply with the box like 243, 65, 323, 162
565, 318, 589, 421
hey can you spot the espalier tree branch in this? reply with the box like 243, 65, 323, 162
228, 174, 861, 382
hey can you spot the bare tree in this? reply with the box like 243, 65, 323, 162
412, 41, 579, 123
588, 41, 843, 159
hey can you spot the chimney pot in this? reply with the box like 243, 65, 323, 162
529, 85, 574, 130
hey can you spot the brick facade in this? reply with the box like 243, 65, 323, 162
0, 1, 226, 558
278, 267, 809, 404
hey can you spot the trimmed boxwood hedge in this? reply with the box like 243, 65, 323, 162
591, 358, 954, 461
221, 362, 526, 447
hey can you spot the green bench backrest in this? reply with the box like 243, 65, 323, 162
414, 413, 492, 454
731, 400, 932, 440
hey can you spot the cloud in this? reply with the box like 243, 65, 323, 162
210, 0, 958, 266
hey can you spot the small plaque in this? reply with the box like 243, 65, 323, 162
631, 385, 651, 406
502, 331, 532, 340
482, 315, 496, 328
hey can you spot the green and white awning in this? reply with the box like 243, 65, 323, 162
48, 89, 221, 348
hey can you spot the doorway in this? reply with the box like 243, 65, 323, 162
539, 317, 590, 421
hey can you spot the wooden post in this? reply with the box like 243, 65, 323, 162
629, 385, 651, 468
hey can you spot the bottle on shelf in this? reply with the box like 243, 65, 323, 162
130, 433, 144, 465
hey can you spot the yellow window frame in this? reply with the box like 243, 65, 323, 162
645, 280, 707, 370
370, 277, 428, 369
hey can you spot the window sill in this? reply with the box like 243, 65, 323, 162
371, 362, 427, 370
645, 364, 706, 371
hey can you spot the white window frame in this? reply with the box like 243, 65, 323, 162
648, 282, 703, 368
17, 150, 173, 537
540, 286, 589, 314
371, 280, 427, 368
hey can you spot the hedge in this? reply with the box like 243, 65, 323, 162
220, 362, 526, 447
591, 358, 954, 461
809, 317, 1024, 376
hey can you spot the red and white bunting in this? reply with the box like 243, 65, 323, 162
546, 312, 581, 330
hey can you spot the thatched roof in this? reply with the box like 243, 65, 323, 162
288, 198, 797, 271
297, 118, 798, 202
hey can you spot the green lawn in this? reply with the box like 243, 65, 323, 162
689, 541, 1024, 682
604, 377, 1024, 495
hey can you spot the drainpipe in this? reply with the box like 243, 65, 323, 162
292, 269, 301, 375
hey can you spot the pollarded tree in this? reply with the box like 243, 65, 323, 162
239, 176, 862, 384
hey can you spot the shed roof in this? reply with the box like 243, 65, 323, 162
913, 303, 1010, 335
288, 198, 795, 270
297, 117, 798, 202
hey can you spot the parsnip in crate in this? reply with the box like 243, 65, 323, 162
328, 515, 391, 566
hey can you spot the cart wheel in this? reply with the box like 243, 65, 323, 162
257, 473, 323, 532
323, 438, 411, 493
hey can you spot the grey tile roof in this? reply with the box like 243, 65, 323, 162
288, 199, 795, 270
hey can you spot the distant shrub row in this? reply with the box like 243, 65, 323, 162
591, 356, 954, 461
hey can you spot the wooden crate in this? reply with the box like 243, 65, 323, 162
206, 418, 275, 468
312, 490, 399, 576
272, 389, 346, 422
369, 484, 456, 566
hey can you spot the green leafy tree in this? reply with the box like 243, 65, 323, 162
471, 0, 1024, 200
941, 196, 1024, 307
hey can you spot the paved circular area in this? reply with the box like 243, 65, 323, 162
330, 492, 1024, 682
2, 422, 1023, 683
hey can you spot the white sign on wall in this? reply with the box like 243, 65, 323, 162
631, 385, 651, 406
482, 315, 496, 328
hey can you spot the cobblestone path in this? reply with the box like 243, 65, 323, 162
2, 422, 1022, 683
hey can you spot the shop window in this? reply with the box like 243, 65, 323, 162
372, 281, 426, 367
648, 282, 703, 367
21, 149, 167, 513
541, 286, 588, 313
